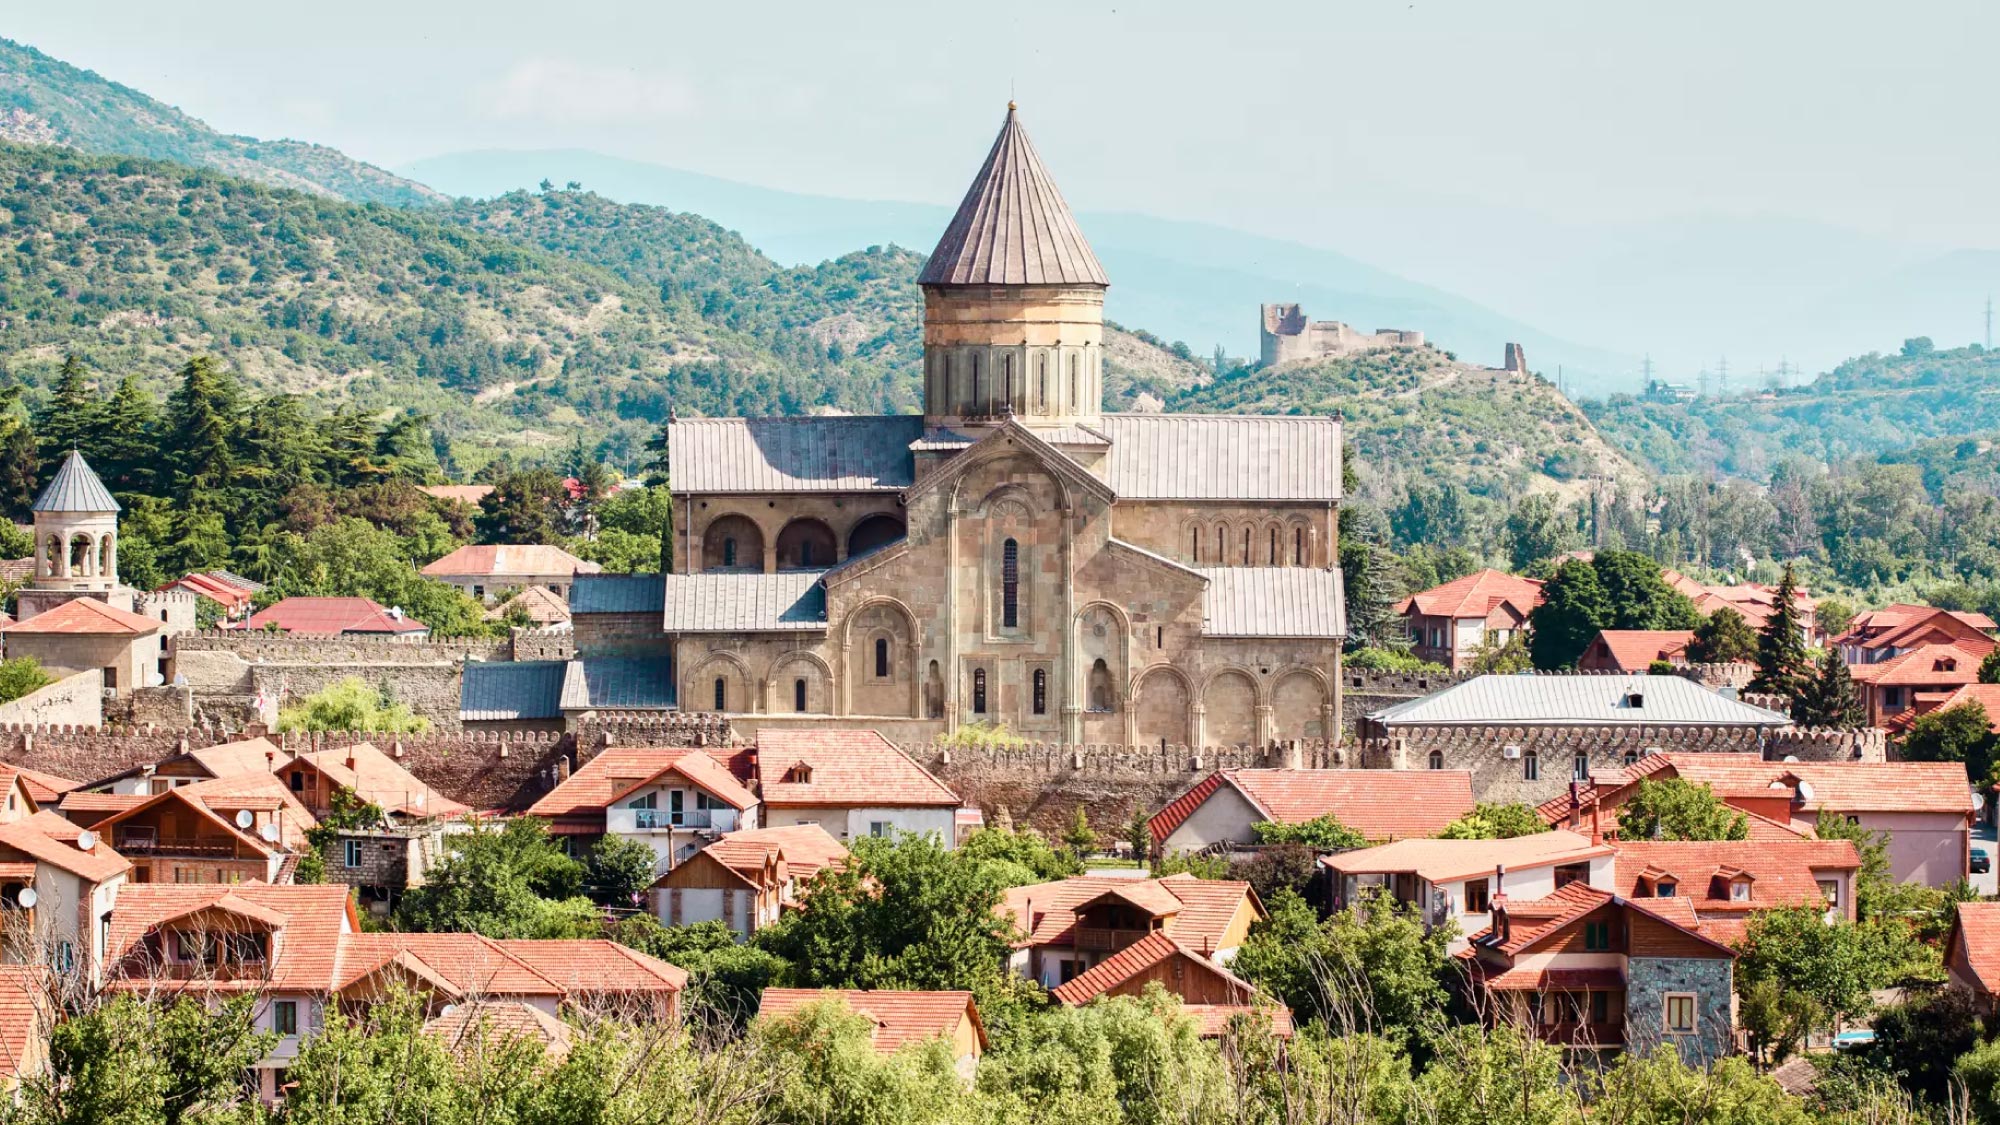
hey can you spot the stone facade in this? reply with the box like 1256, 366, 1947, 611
1625, 956, 1735, 1066
1259, 303, 1425, 367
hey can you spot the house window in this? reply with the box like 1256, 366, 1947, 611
274, 1000, 298, 1035
1033, 669, 1047, 715
1730, 880, 1752, 902
793, 679, 807, 713
971, 354, 983, 409
1001, 539, 1020, 628
1664, 993, 1697, 1033
1818, 878, 1841, 910
1522, 750, 1539, 781
1269, 527, 1278, 565
972, 669, 988, 714
1590, 991, 1610, 1024
714, 677, 727, 711
722, 538, 738, 568
289, 771, 305, 792
343, 840, 363, 869
1624, 749, 1640, 767
875, 637, 890, 678
1655, 880, 1677, 898
1464, 878, 1490, 913
1190, 527, 1201, 562
1427, 750, 1444, 770
670, 790, 686, 825
869, 821, 889, 838
1294, 528, 1304, 565
1572, 752, 1589, 782
1583, 920, 1611, 951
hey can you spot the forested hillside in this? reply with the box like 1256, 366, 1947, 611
0, 38, 441, 207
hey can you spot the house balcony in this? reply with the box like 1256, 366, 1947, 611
608, 808, 737, 834
1074, 926, 1155, 953
1537, 1021, 1624, 1048
113, 833, 242, 857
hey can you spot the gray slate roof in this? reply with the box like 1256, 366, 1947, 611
1096, 414, 1342, 501
1198, 567, 1347, 638
662, 570, 828, 633
669, 417, 923, 494
1369, 674, 1793, 728
919, 106, 1108, 288
460, 660, 566, 721
560, 657, 678, 711
32, 450, 120, 513
570, 574, 665, 615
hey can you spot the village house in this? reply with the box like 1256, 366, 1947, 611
759, 989, 987, 1078
999, 872, 1263, 991
1147, 768, 1476, 856
1576, 629, 1695, 673
239, 597, 429, 638
1946, 902, 2000, 1013
1659, 570, 1820, 644
81, 736, 287, 797
652, 823, 847, 937
487, 585, 572, 626
100, 882, 685, 1102
1836, 603, 1997, 665
1459, 883, 1739, 1064
1322, 831, 1616, 952
0, 794, 130, 977
1361, 674, 1793, 804
275, 742, 472, 912
0, 964, 50, 1094
1395, 569, 1544, 671
525, 745, 760, 860
1848, 641, 1992, 727
1046, 931, 1291, 1039
752, 730, 962, 843
424, 1000, 574, 1061
420, 543, 601, 604
87, 773, 314, 885
1611, 839, 1860, 944
1540, 754, 1973, 885
159, 571, 264, 624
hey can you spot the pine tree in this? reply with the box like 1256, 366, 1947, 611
1339, 540, 1401, 650
1688, 607, 1758, 664
163, 356, 240, 502
1749, 563, 1812, 699
1980, 648, 2000, 685
1793, 648, 1864, 728
33, 353, 99, 461
87, 375, 159, 495
1529, 558, 1610, 669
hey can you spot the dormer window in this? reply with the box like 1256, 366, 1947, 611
1624, 693, 1645, 709
783, 763, 813, 785
1935, 657, 1957, 672
1655, 880, 1677, 898
1730, 880, 1752, 902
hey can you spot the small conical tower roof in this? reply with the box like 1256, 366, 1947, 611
32, 450, 120, 513
920, 105, 1108, 288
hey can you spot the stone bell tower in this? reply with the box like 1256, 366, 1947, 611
29, 451, 119, 591
919, 104, 1109, 429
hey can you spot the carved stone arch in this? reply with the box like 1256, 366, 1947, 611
1286, 519, 1312, 567
1130, 663, 1195, 747
1261, 520, 1285, 566
846, 512, 906, 558
687, 652, 753, 714
1209, 520, 1231, 567
1201, 664, 1271, 708
842, 596, 920, 718
1270, 665, 1331, 742
702, 513, 765, 572
68, 531, 94, 577
41, 534, 61, 579
974, 478, 1044, 519
768, 649, 834, 714
1183, 519, 1206, 564
774, 517, 837, 570
1201, 667, 1263, 748
1075, 601, 1130, 714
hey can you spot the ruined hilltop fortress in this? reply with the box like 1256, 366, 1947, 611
1259, 303, 1426, 366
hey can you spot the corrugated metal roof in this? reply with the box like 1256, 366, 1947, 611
1198, 567, 1347, 638
570, 574, 664, 615
460, 660, 566, 721
559, 657, 678, 711
1369, 674, 1792, 727
669, 417, 923, 494
662, 571, 828, 633
918, 106, 1108, 288
1095, 415, 1342, 501
32, 450, 120, 513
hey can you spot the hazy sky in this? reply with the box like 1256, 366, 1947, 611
12, 0, 2000, 365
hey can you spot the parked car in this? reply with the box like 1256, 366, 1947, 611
1972, 847, 1991, 875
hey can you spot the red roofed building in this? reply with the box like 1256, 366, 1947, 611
1323, 830, 1617, 951
159, 571, 263, 622
1838, 604, 1997, 665
1460, 882, 1738, 1063
1149, 768, 1476, 856
0, 597, 163, 697
89, 773, 314, 885
420, 544, 601, 604
760, 989, 987, 1076
1000, 872, 1263, 990
1947, 902, 2000, 1012
1397, 569, 1545, 670
1044, 930, 1293, 1039
1848, 641, 1991, 727
1660, 570, 1820, 643
1611, 839, 1860, 945
240, 597, 429, 638
752, 729, 962, 843
0, 965, 50, 1092
1577, 629, 1696, 673
653, 824, 849, 936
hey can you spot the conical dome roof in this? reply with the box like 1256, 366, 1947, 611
919, 105, 1108, 288
32, 450, 120, 513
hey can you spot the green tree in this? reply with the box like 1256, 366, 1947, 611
1232, 887, 1450, 1032
85, 375, 160, 496
1594, 548, 1703, 630
260, 516, 496, 638
583, 833, 659, 907
1900, 702, 1998, 788
1529, 557, 1610, 669
596, 484, 674, 572
32, 354, 100, 464
396, 816, 593, 938
1252, 814, 1365, 851
958, 825, 1081, 885
161, 355, 240, 501
13, 993, 272, 1125
1865, 986, 1982, 1105
754, 998, 970, 1125
1617, 778, 1749, 841
1125, 805, 1153, 860
1339, 539, 1403, 651
0, 391, 39, 521
0, 658, 54, 705
1981, 647, 2000, 685
1408, 1022, 1575, 1125
1687, 606, 1758, 664
1588, 1051, 1810, 1125
1792, 647, 1866, 728
276, 676, 430, 733
1749, 563, 1813, 700
1061, 806, 1098, 858
1437, 802, 1546, 839
609, 916, 788, 1025
1466, 632, 1534, 674
1505, 493, 1579, 570
476, 467, 570, 544
1737, 907, 1877, 1064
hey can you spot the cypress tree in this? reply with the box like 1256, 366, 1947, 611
1793, 648, 1864, 728
1749, 563, 1812, 699
163, 356, 240, 502
33, 353, 100, 462
87, 375, 159, 496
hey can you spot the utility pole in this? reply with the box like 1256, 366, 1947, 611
1717, 356, 1729, 398
1641, 353, 1655, 388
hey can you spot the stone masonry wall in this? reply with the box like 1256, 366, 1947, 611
1625, 957, 1735, 1066
0, 671, 103, 728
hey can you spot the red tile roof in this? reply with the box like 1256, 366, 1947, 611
490, 939, 688, 996
759, 989, 987, 1053
420, 544, 601, 579
188, 737, 287, 778
242, 597, 427, 635
696, 825, 849, 884
1181, 1003, 1295, 1039
526, 747, 752, 826
607, 752, 759, 811
1585, 629, 1695, 672
1000, 873, 1258, 951
0, 964, 49, 1081
1049, 931, 1258, 1006
1150, 769, 1476, 845
105, 883, 357, 993
0, 597, 161, 636
294, 742, 471, 819
754, 730, 961, 808
1612, 840, 1859, 915
1323, 831, 1611, 884
166, 572, 257, 611
1840, 604, 1997, 653
0, 812, 130, 883
1539, 753, 1973, 822
1951, 901, 2000, 994
1932, 684, 2000, 733
1397, 569, 1544, 623
424, 1000, 573, 1059
1847, 642, 1989, 687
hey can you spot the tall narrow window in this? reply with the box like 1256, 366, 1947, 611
1523, 749, 1540, 781
1032, 669, 1047, 715
1190, 527, 1201, 562
1001, 538, 1020, 628
713, 677, 726, 711
1215, 526, 1225, 561
1242, 528, 1251, 565
1572, 752, 1589, 781
1069, 354, 1078, 408
798, 541, 814, 567
794, 678, 807, 712
972, 669, 988, 714
722, 538, 737, 567
1294, 528, 1304, 565
971, 354, 982, 412
1003, 354, 1014, 410
1037, 356, 1047, 413
1269, 528, 1279, 565
874, 637, 890, 678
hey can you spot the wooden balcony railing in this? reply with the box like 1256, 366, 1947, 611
1538, 1021, 1624, 1047
1075, 927, 1153, 952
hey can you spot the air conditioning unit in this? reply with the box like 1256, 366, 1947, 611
1502, 745, 1522, 760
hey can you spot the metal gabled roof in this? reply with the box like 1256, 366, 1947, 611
667, 416, 922, 494
661, 570, 828, 633
1095, 414, 1342, 501
32, 450, 120, 513
1369, 674, 1793, 727
919, 105, 1108, 288
1198, 567, 1347, 639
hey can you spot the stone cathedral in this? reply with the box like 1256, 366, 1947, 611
643, 106, 1347, 746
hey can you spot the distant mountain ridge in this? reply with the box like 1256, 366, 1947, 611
0, 37, 442, 207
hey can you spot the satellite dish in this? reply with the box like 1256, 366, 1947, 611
234, 809, 255, 829
15, 888, 36, 909
1782, 755, 1801, 763
258, 823, 280, 843
1794, 780, 1815, 804
1976, 792, 1987, 812
438, 1003, 459, 1018
74, 830, 97, 852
